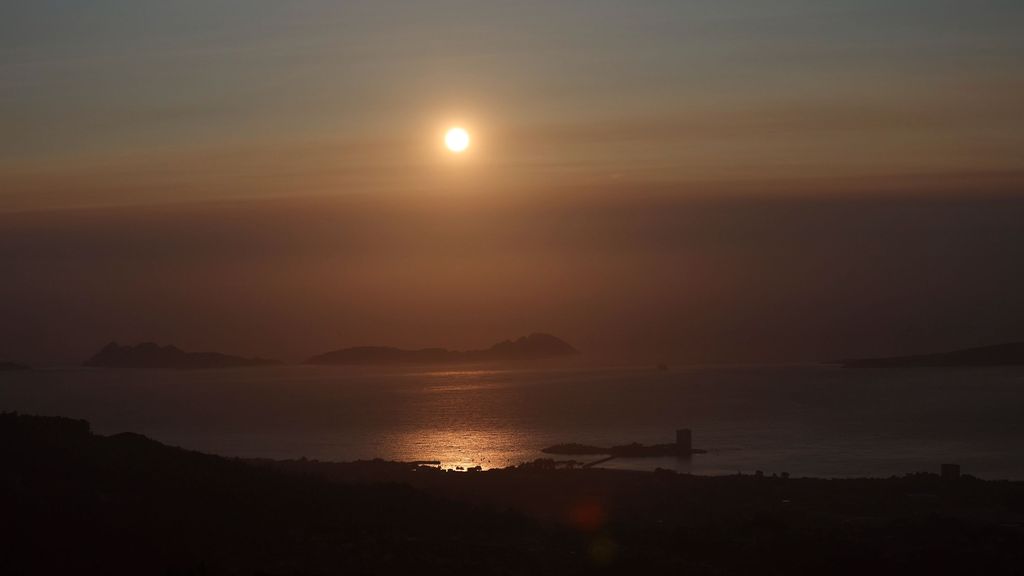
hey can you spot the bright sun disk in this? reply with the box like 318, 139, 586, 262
445, 127, 470, 153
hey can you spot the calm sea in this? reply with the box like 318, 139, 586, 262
3, 364, 1023, 479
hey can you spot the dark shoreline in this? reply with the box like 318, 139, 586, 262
840, 342, 1024, 368
5, 412, 1024, 574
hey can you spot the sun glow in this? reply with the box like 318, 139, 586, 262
444, 127, 470, 153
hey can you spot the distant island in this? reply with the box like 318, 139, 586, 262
543, 429, 706, 463
841, 342, 1024, 368
0, 361, 30, 371
84, 342, 281, 370
542, 442, 707, 458
306, 333, 578, 365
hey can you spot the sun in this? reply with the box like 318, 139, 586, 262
445, 127, 470, 153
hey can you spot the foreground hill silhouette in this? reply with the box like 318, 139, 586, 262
843, 342, 1024, 368
5, 412, 1024, 575
85, 342, 280, 369
1, 412, 557, 574
306, 333, 578, 365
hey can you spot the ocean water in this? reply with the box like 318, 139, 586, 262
2, 364, 1024, 479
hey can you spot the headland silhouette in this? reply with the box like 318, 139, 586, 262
84, 342, 281, 369
306, 332, 578, 365
842, 342, 1024, 368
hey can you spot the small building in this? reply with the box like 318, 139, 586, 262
941, 463, 961, 480
676, 428, 692, 455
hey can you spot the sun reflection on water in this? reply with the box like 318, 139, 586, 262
418, 369, 505, 378
386, 427, 530, 471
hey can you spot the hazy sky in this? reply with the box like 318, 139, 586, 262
2, 2, 1023, 364
3, 189, 1024, 365
3, 1, 1023, 210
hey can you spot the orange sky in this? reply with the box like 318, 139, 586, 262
3, 1, 1023, 211
2, 2, 1023, 364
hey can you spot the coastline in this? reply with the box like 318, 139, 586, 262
5, 412, 1024, 574
5, 363, 1024, 479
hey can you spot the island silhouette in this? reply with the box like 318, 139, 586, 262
542, 429, 707, 462
306, 332, 578, 365
841, 342, 1024, 368
84, 342, 281, 369
0, 361, 29, 371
